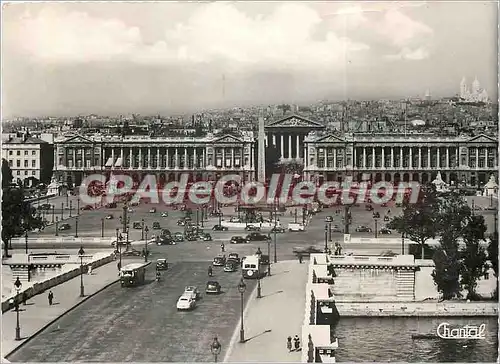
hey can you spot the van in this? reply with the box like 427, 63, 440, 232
242, 255, 265, 279
288, 223, 305, 232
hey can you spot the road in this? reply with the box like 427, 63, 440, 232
7, 262, 256, 362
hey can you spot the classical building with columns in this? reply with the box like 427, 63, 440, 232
304, 132, 498, 186
53, 132, 255, 186
265, 114, 325, 161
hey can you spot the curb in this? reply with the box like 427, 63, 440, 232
4, 278, 119, 359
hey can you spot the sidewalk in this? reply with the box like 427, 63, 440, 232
1, 260, 127, 358
224, 260, 308, 362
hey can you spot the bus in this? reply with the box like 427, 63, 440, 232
120, 262, 151, 287
242, 255, 268, 279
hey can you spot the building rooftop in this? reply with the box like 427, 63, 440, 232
2, 136, 48, 145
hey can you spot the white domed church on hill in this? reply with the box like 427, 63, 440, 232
460, 76, 489, 102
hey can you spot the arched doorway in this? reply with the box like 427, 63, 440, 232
412, 173, 419, 182
384, 173, 391, 182
421, 173, 429, 184
449, 173, 457, 185
168, 173, 175, 182
375, 173, 382, 182
394, 173, 401, 184
403, 173, 410, 182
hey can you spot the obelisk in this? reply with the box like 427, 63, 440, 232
257, 108, 266, 183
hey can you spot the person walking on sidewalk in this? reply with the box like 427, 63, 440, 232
220, 243, 225, 253
48, 291, 54, 305
287, 336, 293, 352
294, 335, 300, 351
298, 253, 303, 264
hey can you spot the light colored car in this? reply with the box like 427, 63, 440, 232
183, 286, 200, 299
176, 294, 196, 310
288, 223, 305, 232
161, 212, 169, 217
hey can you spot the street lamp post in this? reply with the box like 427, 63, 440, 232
210, 337, 222, 363
374, 218, 378, 239
55, 217, 59, 236
256, 248, 262, 298
61, 202, 64, 220
141, 219, 145, 240
77, 198, 80, 215
116, 228, 122, 269
66, 192, 69, 208
78, 246, 85, 297
401, 232, 405, 255
13, 277, 22, 340
101, 218, 105, 238
273, 206, 278, 263
69, 200, 73, 218
24, 231, 29, 254
75, 216, 79, 238
144, 226, 149, 262
52, 205, 55, 223
196, 208, 199, 227
238, 278, 247, 343
267, 235, 271, 276
324, 224, 328, 252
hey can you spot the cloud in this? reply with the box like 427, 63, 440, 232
13, 3, 370, 72
374, 9, 433, 47
385, 47, 430, 61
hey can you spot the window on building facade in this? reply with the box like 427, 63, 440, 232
9, 150, 12, 155
24, 160, 28, 167
17, 160, 20, 167
32, 160, 36, 167
24, 171, 28, 175
16, 171, 20, 175
8, 160, 12, 167
32, 151, 36, 155
24, 151, 28, 156
17, 151, 20, 156
32, 171, 36, 175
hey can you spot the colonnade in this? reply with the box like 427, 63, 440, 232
266, 132, 305, 159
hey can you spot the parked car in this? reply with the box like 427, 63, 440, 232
177, 220, 186, 226
185, 234, 198, 242
246, 232, 270, 241
39, 203, 52, 210
205, 281, 222, 294
325, 216, 334, 223
58, 223, 71, 231
153, 221, 161, 230
149, 207, 157, 213
173, 232, 184, 242
184, 286, 200, 300
292, 246, 323, 256
200, 233, 212, 241
212, 225, 228, 231
212, 255, 226, 266
355, 225, 372, 233
105, 214, 114, 220
365, 204, 374, 211
373, 212, 380, 219
81, 205, 93, 211
227, 253, 240, 264
224, 261, 238, 272
122, 249, 142, 257
270, 226, 286, 233
161, 212, 169, 217
230, 236, 248, 244
380, 250, 397, 257
156, 236, 175, 246
245, 225, 261, 232
156, 258, 169, 271
379, 228, 392, 235
176, 294, 196, 311
384, 216, 390, 222
133, 221, 143, 229
288, 223, 305, 232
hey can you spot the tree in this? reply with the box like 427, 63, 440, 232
265, 145, 280, 176
460, 215, 488, 300
387, 184, 440, 259
2, 186, 44, 258
2, 158, 13, 188
487, 231, 498, 299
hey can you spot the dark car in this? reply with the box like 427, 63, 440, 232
270, 226, 286, 233
223, 261, 238, 272
379, 228, 392, 235
122, 249, 142, 257
372, 212, 380, 219
177, 220, 187, 226
245, 225, 261, 232
292, 246, 323, 256
105, 202, 117, 208
246, 232, 270, 242
185, 234, 198, 242
173, 232, 184, 242
39, 203, 52, 210
153, 222, 161, 230
205, 281, 221, 294
58, 223, 71, 231
156, 236, 175, 245
213, 255, 226, 266
355, 225, 372, 233
156, 258, 169, 270
228, 253, 240, 263
212, 225, 229, 231
230, 236, 248, 244
365, 204, 374, 211
133, 222, 143, 229
200, 233, 212, 241
384, 216, 390, 222
325, 216, 333, 223
81, 205, 93, 211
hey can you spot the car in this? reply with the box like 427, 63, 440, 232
205, 281, 222, 294
177, 220, 186, 226
105, 202, 117, 208
39, 203, 52, 210
331, 225, 342, 233
130, 201, 139, 207
325, 216, 334, 223
149, 207, 157, 213
173, 232, 184, 242
161, 212, 169, 217
81, 205, 93, 211
122, 249, 142, 257
379, 228, 392, 235
133, 221, 143, 229
270, 226, 286, 233
184, 286, 200, 299
212, 225, 229, 231
228, 253, 240, 263
292, 246, 323, 256
355, 225, 372, 233
58, 223, 71, 231
230, 236, 248, 244
213, 255, 226, 266
380, 250, 397, 257
105, 214, 114, 220
200, 233, 212, 241
373, 212, 381, 219
156, 236, 175, 245
127, 208, 134, 213
156, 258, 169, 270
185, 234, 198, 241
153, 222, 161, 230
384, 216, 390, 222
245, 225, 261, 232
229, 217, 242, 223
176, 294, 196, 310
288, 223, 305, 232
160, 228, 171, 237
224, 261, 238, 272
246, 232, 270, 241
365, 204, 374, 211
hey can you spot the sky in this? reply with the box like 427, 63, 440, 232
1, 1, 498, 118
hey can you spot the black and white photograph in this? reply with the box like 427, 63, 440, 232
1, 1, 498, 362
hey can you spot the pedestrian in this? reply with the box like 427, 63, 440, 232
294, 335, 300, 350
48, 290, 54, 305
88, 265, 92, 275
220, 243, 225, 253
287, 336, 293, 352
298, 253, 303, 264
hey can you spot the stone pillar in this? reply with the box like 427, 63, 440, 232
418, 148, 422, 168
73, 149, 76, 168
157, 147, 160, 169
184, 148, 188, 169
174, 148, 179, 169
409, 147, 413, 169
138, 148, 142, 168
475, 148, 479, 168
372, 147, 375, 168
363, 148, 367, 168
485, 148, 488, 168
280, 134, 284, 158
148, 148, 151, 169
231, 148, 235, 169
324, 148, 328, 168
166, 148, 170, 169
111, 148, 115, 166
193, 148, 197, 169
129, 149, 133, 168
391, 148, 394, 168
427, 148, 431, 168
399, 147, 403, 168
437, 148, 440, 168
296, 134, 300, 159
333, 149, 337, 169
82, 148, 86, 168
222, 148, 226, 169
446, 148, 450, 169
288, 134, 292, 160
272, 134, 276, 147
381, 147, 385, 168
257, 110, 266, 182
